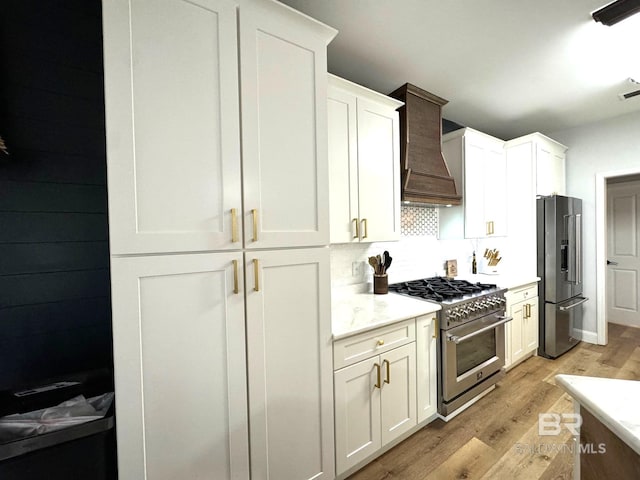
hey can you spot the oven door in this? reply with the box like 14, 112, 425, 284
441, 312, 511, 402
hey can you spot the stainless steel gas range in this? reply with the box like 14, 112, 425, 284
389, 277, 511, 417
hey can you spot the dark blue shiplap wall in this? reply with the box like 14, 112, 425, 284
0, 0, 112, 391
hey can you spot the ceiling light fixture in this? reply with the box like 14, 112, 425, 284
592, 0, 640, 26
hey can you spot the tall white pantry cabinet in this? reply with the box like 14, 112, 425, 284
102, 1, 337, 479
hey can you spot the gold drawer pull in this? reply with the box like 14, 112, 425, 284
231, 208, 239, 243
253, 259, 259, 292
352, 218, 359, 239
383, 359, 390, 384
374, 363, 381, 389
362, 218, 368, 239
377, 339, 384, 346
252, 209, 258, 242
433, 318, 438, 338
232, 260, 239, 294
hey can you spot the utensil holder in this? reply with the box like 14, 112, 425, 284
373, 274, 388, 294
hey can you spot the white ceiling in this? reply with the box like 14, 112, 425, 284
279, 0, 640, 140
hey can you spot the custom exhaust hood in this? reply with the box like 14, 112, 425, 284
389, 83, 462, 206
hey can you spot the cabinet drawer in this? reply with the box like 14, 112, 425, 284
506, 283, 538, 305
333, 319, 415, 370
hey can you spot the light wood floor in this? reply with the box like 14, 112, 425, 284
348, 323, 640, 480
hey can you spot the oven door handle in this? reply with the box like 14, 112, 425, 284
447, 316, 513, 344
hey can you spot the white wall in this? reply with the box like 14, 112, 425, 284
550, 110, 640, 335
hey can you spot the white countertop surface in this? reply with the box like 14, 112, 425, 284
332, 289, 441, 340
456, 273, 540, 290
555, 374, 640, 455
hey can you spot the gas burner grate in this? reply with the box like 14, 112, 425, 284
388, 276, 497, 302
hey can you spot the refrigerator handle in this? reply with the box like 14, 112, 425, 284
576, 214, 582, 285
566, 214, 576, 283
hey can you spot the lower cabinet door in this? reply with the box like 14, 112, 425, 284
245, 247, 334, 480
525, 297, 539, 352
510, 300, 526, 364
380, 343, 417, 446
416, 315, 438, 423
110, 252, 249, 480
334, 357, 382, 474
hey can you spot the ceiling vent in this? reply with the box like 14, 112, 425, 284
618, 77, 640, 100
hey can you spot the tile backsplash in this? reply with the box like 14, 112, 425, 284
400, 205, 438, 236
330, 206, 509, 290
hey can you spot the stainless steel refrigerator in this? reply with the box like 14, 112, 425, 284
537, 195, 588, 358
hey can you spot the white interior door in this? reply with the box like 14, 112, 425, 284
607, 180, 640, 327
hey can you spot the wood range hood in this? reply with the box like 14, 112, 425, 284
389, 83, 462, 206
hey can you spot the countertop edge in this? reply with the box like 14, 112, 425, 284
332, 303, 442, 342
555, 374, 640, 456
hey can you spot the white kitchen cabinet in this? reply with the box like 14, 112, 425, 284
416, 315, 438, 423
103, 0, 243, 255
505, 283, 539, 369
110, 252, 250, 480
245, 248, 334, 480
328, 74, 402, 243
104, 0, 334, 255
505, 133, 567, 276
240, 1, 334, 250
103, 1, 337, 479
439, 128, 507, 239
334, 342, 416, 474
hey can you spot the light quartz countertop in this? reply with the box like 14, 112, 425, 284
456, 273, 540, 290
332, 289, 441, 340
555, 374, 640, 455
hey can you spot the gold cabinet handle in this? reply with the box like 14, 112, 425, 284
377, 339, 384, 346
231, 208, 239, 243
253, 259, 259, 292
491, 221, 495, 235
432, 317, 438, 339
486, 221, 490, 236
383, 359, 390, 384
232, 260, 239, 294
252, 209, 258, 242
362, 218, 368, 239
374, 363, 381, 389
524, 303, 528, 319
352, 218, 359, 239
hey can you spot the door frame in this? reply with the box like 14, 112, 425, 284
595, 166, 640, 345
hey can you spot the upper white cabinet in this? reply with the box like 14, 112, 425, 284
104, 0, 243, 255
240, 1, 333, 250
104, 0, 334, 255
505, 133, 567, 276
440, 128, 506, 239
328, 75, 402, 243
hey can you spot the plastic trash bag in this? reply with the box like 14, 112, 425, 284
0, 392, 114, 442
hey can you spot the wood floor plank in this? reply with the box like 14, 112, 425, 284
423, 437, 496, 480
347, 330, 640, 480
598, 337, 637, 369
479, 394, 573, 480
615, 346, 640, 380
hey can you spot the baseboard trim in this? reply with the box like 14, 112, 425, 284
573, 328, 598, 344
